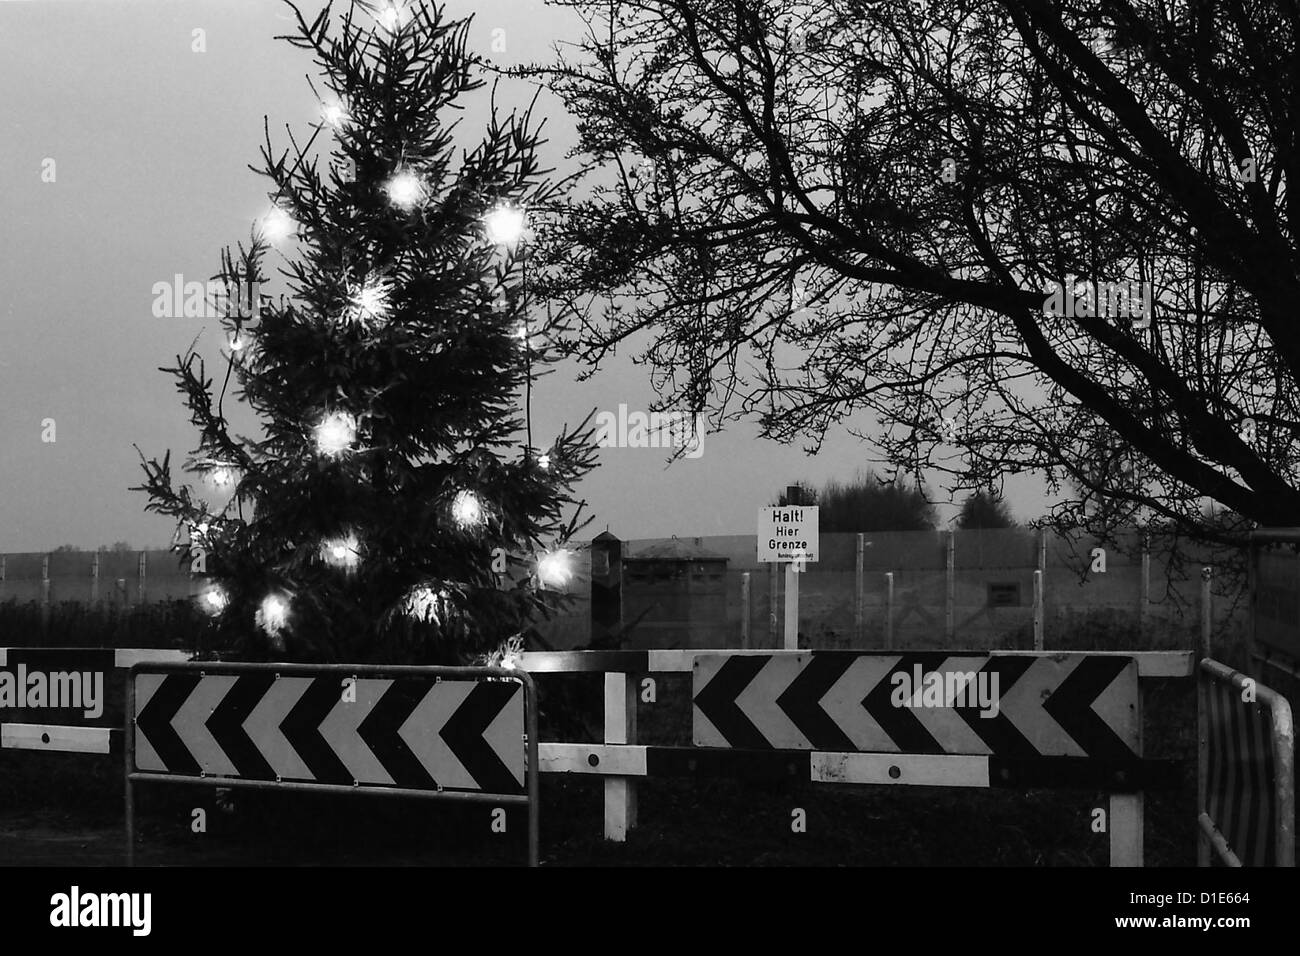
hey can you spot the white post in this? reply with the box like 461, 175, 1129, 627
1033, 570, 1044, 651
784, 561, 800, 649
1110, 675, 1145, 867
603, 672, 637, 841
885, 572, 895, 649
740, 572, 751, 649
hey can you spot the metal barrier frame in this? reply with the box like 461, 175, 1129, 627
125, 661, 540, 866
1197, 657, 1295, 867
520, 648, 1192, 867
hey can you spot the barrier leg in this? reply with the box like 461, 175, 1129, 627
1109, 793, 1144, 866
603, 673, 637, 841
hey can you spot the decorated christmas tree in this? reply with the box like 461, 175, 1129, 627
135, 0, 595, 665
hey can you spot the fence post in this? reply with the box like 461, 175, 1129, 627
740, 572, 751, 649
91, 551, 100, 603
884, 571, 895, 650
945, 529, 955, 642
1197, 566, 1212, 867
854, 533, 865, 647
1140, 533, 1151, 640
604, 672, 638, 841
1033, 570, 1044, 651
41, 554, 50, 636
1037, 527, 1047, 636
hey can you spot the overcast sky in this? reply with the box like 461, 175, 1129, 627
0, 0, 1052, 552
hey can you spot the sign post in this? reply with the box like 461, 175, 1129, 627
757, 505, 819, 649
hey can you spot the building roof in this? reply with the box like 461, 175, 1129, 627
624, 537, 728, 562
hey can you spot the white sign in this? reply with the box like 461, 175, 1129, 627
757, 506, 819, 563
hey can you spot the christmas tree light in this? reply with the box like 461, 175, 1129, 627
321, 100, 348, 128
201, 586, 229, 615
385, 169, 425, 209
450, 489, 485, 529
314, 410, 357, 457
375, 2, 411, 33
536, 549, 574, 588
256, 593, 290, 636
537, 452, 551, 470
258, 207, 297, 243
209, 465, 237, 490
347, 278, 391, 325
321, 532, 361, 569
484, 204, 527, 246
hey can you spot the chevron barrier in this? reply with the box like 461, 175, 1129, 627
0, 647, 191, 754
518, 649, 1191, 866
692, 651, 1139, 759
126, 661, 539, 865
1197, 658, 1295, 867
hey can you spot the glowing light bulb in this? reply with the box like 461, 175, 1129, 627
514, 320, 529, 342
210, 466, 236, 489
537, 453, 551, 470
347, 279, 391, 325
377, 2, 410, 32
229, 331, 246, 351
451, 489, 485, 529
314, 410, 357, 457
321, 532, 360, 569
322, 100, 348, 128
202, 586, 229, 614
256, 593, 290, 636
385, 170, 425, 209
484, 205, 527, 245
259, 207, 296, 243
537, 549, 574, 588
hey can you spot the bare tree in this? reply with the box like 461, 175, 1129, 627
524, 0, 1300, 544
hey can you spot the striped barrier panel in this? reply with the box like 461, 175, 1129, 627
126, 661, 540, 866
1198, 658, 1295, 866
0, 647, 192, 754
519, 649, 1191, 865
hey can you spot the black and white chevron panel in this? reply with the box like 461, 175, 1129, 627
693, 651, 1139, 760
133, 670, 525, 794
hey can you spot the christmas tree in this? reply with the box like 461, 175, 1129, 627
135, 0, 595, 665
